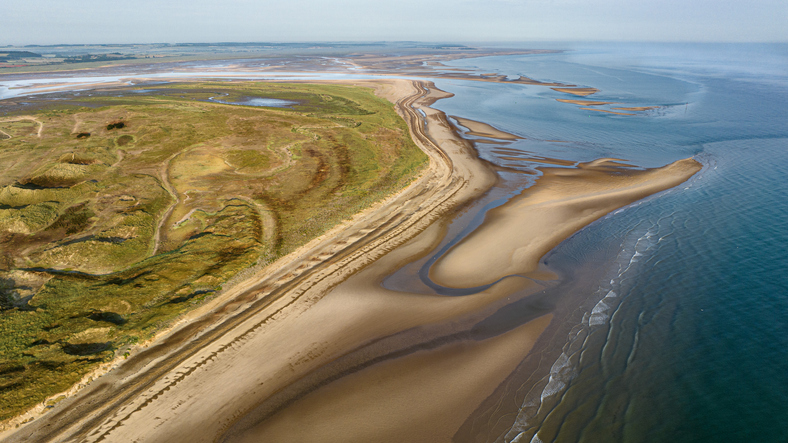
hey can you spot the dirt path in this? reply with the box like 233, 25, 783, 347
0, 116, 44, 138
110, 150, 125, 168
151, 152, 180, 255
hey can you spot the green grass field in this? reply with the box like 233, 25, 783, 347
0, 81, 426, 421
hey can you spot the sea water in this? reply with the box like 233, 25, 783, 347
433, 43, 788, 442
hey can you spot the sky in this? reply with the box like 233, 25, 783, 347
1, 0, 786, 46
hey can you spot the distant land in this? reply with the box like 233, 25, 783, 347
0, 42, 482, 73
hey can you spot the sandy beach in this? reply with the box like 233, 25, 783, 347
2, 78, 701, 443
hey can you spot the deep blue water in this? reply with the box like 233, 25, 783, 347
432, 44, 788, 442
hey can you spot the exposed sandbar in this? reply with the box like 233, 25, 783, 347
556, 98, 616, 106
551, 87, 599, 96
580, 107, 637, 115
430, 157, 702, 288
451, 115, 522, 140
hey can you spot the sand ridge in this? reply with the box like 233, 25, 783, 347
430, 158, 702, 288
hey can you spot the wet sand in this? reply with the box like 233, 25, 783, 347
431, 158, 702, 288
580, 107, 637, 115
227, 314, 553, 443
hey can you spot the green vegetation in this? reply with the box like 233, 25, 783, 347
0, 51, 42, 61
0, 82, 427, 421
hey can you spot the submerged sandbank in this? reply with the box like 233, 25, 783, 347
431, 158, 702, 288
613, 106, 661, 111
227, 314, 553, 443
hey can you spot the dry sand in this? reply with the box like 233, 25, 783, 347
2, 77, 702, 443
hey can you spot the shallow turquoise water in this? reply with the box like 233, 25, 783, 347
434, 43, 788, 442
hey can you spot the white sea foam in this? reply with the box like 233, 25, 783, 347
541, 378, 566, 401
503, 222, 664, 442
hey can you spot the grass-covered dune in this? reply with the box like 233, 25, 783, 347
0, 81, 427, 421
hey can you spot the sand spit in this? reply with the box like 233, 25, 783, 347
551, 87, 599, 97
431, 158, 702, 288
451, 115, 522, 140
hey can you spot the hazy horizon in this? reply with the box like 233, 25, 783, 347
2, 0, 786, 46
